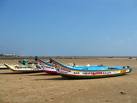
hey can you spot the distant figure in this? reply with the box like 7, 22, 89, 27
35, 56, 38, 61
19, 59, 29, 65
49, 58, 53, 63
73, 62, 76, 67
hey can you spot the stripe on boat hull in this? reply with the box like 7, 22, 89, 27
60, 73, 126, 79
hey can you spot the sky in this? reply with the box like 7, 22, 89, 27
0, 0, 137, 56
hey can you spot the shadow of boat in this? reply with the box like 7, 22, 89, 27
34, 77, 70, 81
34, 76, 109, 81
0, 71, 44, 74
0, 68, 9, 70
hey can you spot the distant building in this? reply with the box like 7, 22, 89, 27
0, 53, 17, 57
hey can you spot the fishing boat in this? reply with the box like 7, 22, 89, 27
43, 66, 59, 75
4, 63, 44, 73
35, 57, 102, 75
49, 58, 132, 79
0, 64, 7, 69
35, 58, 59, 75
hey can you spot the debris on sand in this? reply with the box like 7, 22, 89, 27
120, 91, 127, 95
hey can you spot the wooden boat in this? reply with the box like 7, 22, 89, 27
35, 58, 101, 75
49, 58, 132, 79
35, 58, 59, 75
43, 66, 59, 75
4, 64, 44, 73
0, 64, 8, 69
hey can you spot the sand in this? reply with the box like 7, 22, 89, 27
0, 58, 137, 103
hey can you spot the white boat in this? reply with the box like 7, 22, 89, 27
35, 58, 60, 75
4, 64, 44, 73
0, 64, 7, 69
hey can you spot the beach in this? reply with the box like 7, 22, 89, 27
0, 58, 137, 103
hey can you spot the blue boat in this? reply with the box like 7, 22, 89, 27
49, 58, 132, 79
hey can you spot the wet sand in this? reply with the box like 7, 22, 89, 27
0, 58, 137, 103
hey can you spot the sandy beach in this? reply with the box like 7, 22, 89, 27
0, 58, 137, 103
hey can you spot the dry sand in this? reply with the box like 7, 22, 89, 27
0, 58, 137, 103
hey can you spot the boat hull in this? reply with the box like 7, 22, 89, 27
48, 58, 132, 79
45, 70, 59, 75
43, 67, 59, 75
60, 73, 126, 79
58, 68, 132, 79
0, 64, 8, 69
4, 64, 44, 73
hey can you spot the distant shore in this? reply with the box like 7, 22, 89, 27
0, 56, 137, 60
